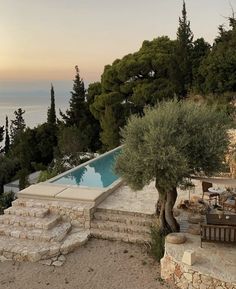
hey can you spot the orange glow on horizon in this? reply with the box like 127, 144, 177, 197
0, 67, 103, 83
0, 0, 233, 86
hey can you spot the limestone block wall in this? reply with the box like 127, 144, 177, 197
161, 254, 236, 289
15, 199, 94, 229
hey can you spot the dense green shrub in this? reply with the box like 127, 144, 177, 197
150, 225, 168, 262
0, 191, 15, 214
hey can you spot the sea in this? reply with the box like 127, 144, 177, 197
0, 80, 73, 130
0, 95, 69, 129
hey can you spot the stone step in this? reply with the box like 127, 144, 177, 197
0, 214, 60, 230
95, 207, 155, 219
93, 211, 154, 227
0, 228, 90, 262
90, 228, 150, 244
0, 235, 61, 262
91, 220, 151, 235
0, 222, 71, 242
12, 199, 45, 208
60, 227, 89, 254
4, 206, 49, 218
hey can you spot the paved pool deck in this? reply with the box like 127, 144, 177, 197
97, 182, 158, 215
96, 178, 205, 215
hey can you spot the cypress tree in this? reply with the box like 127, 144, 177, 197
10, 108, 26, 144
47, 84, 56, 125
60, 65, 86, 127
0, 126, 4, 152
174, 1, 194, 98
60, 66, 101, 152
4, 116, 10, 154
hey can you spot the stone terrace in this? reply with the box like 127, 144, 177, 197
161, 234, 236, 289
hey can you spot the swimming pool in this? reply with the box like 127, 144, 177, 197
49, 147, 122, 188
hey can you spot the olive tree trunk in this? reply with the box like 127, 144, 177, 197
155, 183, 180, 233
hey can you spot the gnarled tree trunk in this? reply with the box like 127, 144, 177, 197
155, 181, 180, 233
165, 187, 180, 232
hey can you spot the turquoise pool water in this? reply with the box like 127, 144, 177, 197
50, 148, 121, 188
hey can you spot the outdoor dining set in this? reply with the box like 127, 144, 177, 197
200, 181, 236, 246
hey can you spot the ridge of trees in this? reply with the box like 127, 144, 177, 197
88, 3, 236, 150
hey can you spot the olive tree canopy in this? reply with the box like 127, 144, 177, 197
115, 100, 230, 232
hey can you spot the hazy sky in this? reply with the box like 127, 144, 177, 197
0, 0, 235, 98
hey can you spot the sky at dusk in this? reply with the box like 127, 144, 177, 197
0, 0, 236, 101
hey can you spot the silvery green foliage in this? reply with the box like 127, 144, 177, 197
116, 100, 230, 194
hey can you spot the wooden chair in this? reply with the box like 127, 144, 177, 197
202, 181, 219, 206
223, 197, 236, 213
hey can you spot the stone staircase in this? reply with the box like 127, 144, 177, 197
90, 208, 155, 244
0, 199, 89, 262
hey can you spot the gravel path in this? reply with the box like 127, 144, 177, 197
0, 239, 174, 289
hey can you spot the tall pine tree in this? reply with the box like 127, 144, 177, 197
174, 1, 194, 98
4, 116, 10, 154
47, 84, 56, 125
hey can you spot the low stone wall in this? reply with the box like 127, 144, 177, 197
15, 198, 94, 229
161, 254, 236, 289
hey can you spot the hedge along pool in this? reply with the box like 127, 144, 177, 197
49, 147, 122, 188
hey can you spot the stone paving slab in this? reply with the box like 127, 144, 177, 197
17, 184, 67, 198
56, 187, 104, 202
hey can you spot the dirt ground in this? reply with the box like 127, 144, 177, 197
0, 238, 175, 289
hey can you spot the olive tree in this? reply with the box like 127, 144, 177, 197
115, 100, 229, 233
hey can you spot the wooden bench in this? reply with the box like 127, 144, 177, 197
200, 213, 236, 247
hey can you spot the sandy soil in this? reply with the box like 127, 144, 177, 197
0, 239, 175, 289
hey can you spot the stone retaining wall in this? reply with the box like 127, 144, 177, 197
161, 254, 236, 289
